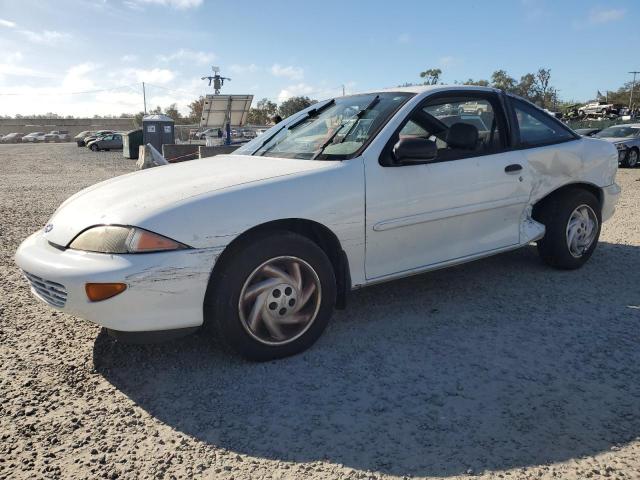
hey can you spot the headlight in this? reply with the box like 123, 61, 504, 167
69, 226, 189, 253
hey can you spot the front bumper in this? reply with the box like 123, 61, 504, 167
601, 183, 621, 222
15, 231, 220, 332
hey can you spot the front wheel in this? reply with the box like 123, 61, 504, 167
204, 231, 336, 361
535, 189, 601, 269
90, 144, 99, 151
624, 148, 639, 168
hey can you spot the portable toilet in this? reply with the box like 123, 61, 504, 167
122, 128, 143, 159
142, 114, 175, 152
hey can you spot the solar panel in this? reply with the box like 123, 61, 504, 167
200, 94, 253, 129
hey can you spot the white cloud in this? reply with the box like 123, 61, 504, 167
20, 29, 70, 45
157, 49, 216, 65
0, 52, 57, 79
0, 18, 16, 28
588, 8, 625, 24
6, 51, 23, 63
397, 33, 410, 44
277, 83, 314, 102
229, 63, 259, 74
121, 54, 138, 62
0, 63, 55, 78
123, 67, 176, 84
62, 63, 99, 91
271, 64, 304, 81
132, 0, 203, 8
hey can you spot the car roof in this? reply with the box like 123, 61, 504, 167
359, 84, 500, 96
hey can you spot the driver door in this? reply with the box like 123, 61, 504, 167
364, 91, 532, 280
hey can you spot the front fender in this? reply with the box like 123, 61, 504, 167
137, 158, 367, 286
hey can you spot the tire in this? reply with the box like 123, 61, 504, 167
623, 148, 639, 168
535, 188, 601, 270
204, 231, 336, 361
90, 144, 99, 151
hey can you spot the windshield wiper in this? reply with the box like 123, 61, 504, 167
311, 95, 380, 160
252, 99, 335, 155
252, 124, 286, 155
286, 99, 336, 130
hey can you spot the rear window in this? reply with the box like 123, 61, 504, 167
512, 98, 575, 147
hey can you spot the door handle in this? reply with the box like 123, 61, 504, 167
504, 164, 523, 173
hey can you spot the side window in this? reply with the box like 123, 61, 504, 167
396, 95, 504, 162
512, 98, 575, 147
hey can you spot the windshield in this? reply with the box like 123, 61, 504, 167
595, 126, 640, 138
233, 92, 413, 160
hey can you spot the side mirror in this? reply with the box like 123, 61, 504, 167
392, 137, 437, 164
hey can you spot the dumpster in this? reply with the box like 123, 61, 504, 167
123, 129, 143, 159
142, 114, 175, 153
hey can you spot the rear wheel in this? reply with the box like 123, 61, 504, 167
535, 189, 601, 269
204, 231, 336, 361
624, 148, 639, 168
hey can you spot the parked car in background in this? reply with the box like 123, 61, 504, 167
459, 101, 490, 115
1, 132, 24, 143
579, 102, 615, 117
87, 133, 123, 151
594, 124, 640, 167
75, 131, 95, 147
82, 130, 115, 147
242, 129, 257, 139
575, 128, 603, 137
195, 128, 220, 140
22, 132, 46, 143
15, 86, 620, 361
46, 131, 71, 142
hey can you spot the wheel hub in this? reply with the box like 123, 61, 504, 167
566, 204, 598, 258
264, 283, 298, 319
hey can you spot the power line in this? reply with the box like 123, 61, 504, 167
144, 83, 199, 96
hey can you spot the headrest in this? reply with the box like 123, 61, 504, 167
446, 123, 478, 150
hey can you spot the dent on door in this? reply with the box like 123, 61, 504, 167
364, 150, 535, 280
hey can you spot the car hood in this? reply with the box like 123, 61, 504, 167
597, 137, 627, 143
43, 154, 337, 246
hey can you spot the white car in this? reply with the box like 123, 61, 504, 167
22, 132, 46, 143
15, 86, 621, 361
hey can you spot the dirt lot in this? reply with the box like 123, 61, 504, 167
0, 143, 639, 480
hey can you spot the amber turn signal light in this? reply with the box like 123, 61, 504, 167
85, 283, 127, 302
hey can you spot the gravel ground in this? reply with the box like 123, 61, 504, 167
1, 143, 639, 480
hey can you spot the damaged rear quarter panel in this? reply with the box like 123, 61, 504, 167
524, 137, 618, 204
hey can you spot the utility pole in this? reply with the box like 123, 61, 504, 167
142, 82, 147, 115
628, 71, 639, 110
342, 84, 345, 96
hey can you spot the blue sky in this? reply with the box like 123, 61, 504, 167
0, 0, 638, 116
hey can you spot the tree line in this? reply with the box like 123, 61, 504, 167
406, 67, 558, 109
4, 70, 638, 123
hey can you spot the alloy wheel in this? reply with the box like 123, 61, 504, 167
565, 204, 598, 258
238, 256, 322, 345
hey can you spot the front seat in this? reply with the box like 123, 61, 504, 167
446, 122, 479, 150
436, 122, 479, 162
